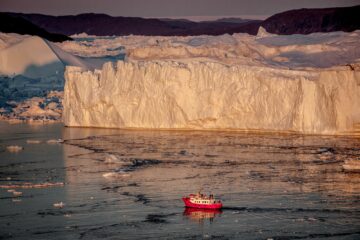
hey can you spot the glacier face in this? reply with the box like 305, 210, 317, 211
63, 31, 360, 134
63, 59, 360, 134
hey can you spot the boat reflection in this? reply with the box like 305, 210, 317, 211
183, 207, 222, 224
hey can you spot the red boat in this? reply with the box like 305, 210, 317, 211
182, 192, 223, 209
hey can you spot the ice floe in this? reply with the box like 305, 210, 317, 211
6, 145, 23, 152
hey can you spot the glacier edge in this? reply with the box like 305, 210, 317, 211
63, 60, 360, 135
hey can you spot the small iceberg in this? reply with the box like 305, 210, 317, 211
6, 145, 23, 152
47, 139, 63, 144
102, 172, 130, 179
26, 140, 41, 144
53, 202, 65, 208
104, 154, 120, 163
343, 159, 360, 172
12, 191, 22, 197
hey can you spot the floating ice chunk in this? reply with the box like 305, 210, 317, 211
103, 172, 116, 178
6, 145, 23, 152
53, 202, 65, 208
0, 91, 64, 123
46, 102, 58, 110
0, 182, 64, 189
26, 140, 41, 144
12, 191, 22, 197
104, 154, 120, 163
102, 172, 130, 178
343, 159, 360, 172
47, 139, 63, 144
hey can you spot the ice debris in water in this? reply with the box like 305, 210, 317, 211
104, 154, 120, 163
47, 139, 63, 144
0, 91, 63, 123
0, 182, 64, 189
53, 202, 65, 208
12, 191, 22, 197
343, 159, 360, 172
6, 145, 23, 152
103, 172, 130, 178
26, 140, 41, 144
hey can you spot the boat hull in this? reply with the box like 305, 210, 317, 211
182, 197, 223, 209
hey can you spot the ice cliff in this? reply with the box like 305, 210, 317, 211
63, 60, 359, 134
63, 31, 360, 134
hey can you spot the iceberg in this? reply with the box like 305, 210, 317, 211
0, 34, 109, 107
63, 31, 360, 134
63, 60, 360, 134
0, 35, 98, 78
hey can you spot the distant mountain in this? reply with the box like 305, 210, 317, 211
262, 5, 360, 35
214, 18, 257, 24
5, 12, 260, 36
0, 13, 71, 42
2, 5, 359, 37
159, 18, 193, 23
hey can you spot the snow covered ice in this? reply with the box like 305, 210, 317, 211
0, 30, 359, 134
0, 34, 110, 122
0, 35, 100, 78
63, 30, 360, 135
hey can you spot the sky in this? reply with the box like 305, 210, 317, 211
0, 0, 358, 20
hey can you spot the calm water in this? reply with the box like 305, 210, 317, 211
0, 122, 359, 239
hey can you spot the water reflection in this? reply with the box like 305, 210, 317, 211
183, 208, 222, 224
63, 128, 360, 195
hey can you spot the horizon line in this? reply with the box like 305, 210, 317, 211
2, 11, 267, 21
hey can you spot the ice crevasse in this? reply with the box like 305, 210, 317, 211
63, 60, 360, 135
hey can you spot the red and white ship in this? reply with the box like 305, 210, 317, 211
182, 192, 223, 209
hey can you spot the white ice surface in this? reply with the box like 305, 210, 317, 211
0, 35, 101, 79
63, 29, 360, 134
63, 30, 360, 134
60, 30, 360, 69
1, 31, 359, 134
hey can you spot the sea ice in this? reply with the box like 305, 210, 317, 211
53, 202, 65, 208
26, 140, 41, 144
47, 139, 63, 144
6, 145, 23, 152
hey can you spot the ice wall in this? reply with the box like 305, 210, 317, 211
63, 60, 360, 135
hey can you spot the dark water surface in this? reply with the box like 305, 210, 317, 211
0, 122, 359, 239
